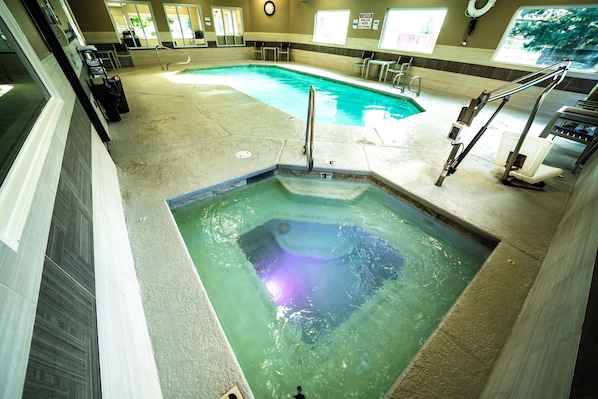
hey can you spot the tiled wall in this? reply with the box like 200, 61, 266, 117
0, 41, 161, 399
481, 143, 598, 396
0, 55, 73, 399
22, 100, 102, 397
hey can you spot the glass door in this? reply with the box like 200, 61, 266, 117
106, 1, 159, 47
165, 4, 205, 47
212, 7, 244, 46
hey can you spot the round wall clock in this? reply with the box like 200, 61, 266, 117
264, 1, 275, 16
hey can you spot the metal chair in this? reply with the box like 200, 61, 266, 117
278, 42, 290, 61
387, 57, 413, 91
93, 43, 119, 69
352, 51, 374, 77
112, 43, 135, 67
252, 41, 264, 60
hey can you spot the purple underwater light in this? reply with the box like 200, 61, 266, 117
238, 219, 404, 343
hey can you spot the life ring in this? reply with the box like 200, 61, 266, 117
466, 0, 497, 18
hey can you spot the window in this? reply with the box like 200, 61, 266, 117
164, 4, 206, 47
212, 7, 244, 46
106, 1, 160, 48
379, 8, 447, 54
0, 27, 48, 187
313, 10, 350, 45
494, 6, 598, 72
0, 7, 63, 251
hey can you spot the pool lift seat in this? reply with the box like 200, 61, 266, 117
435, 58, 572, 188
496, 131, 563, 188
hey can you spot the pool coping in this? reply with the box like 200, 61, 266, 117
166, 166, 518, 398
167, 167, 498, 250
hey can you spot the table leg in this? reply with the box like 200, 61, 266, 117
378, 65, 386, 82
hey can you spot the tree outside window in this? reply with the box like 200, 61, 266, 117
494, 6, 598, 72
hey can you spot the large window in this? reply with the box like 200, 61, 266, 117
164, 4, 206, 47
212, 7, 244, 46
0, 7, 63, 251
313, 10, 350, 45
0, 27, 48, 187
379, 8, 447, 54
106, 1, 160, 48
494, 6, 598, 72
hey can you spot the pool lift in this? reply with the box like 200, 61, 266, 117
435, 59, 572, 189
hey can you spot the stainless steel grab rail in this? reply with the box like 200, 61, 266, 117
155, 45, 190, 71
304, 85, 315, 171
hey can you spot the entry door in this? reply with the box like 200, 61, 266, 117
212, 7, 244, 46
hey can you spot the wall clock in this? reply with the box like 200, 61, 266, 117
264, 1, 275, 16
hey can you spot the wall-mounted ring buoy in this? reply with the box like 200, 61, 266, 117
466, 0, 497, 18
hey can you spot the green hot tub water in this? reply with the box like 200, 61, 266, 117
172, 175, 491, 399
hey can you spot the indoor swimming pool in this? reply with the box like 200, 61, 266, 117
179, 65, 423, 126
171, 173, 492, 399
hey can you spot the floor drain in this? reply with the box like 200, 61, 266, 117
235, 150, 252, 159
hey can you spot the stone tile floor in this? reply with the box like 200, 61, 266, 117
106, 61, 584, 398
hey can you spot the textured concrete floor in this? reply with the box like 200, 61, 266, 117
105, 61, 582, 399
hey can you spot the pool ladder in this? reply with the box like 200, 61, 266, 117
304, 85, 315, 171
393, 74, 422, 96
155, 45, 190, 71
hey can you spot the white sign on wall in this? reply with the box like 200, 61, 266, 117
358, 13, 373, 29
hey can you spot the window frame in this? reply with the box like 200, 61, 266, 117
0, 3, 64, 251
313, 9, 350, 46
211, 6, 245, 47
105, 0, 161, 48
164, 3, 207, 48
492, 5, 598, 72
378, 8, 448, 54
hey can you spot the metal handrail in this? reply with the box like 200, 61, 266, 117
304, 85, 315, 171
155, 45, 190, 71
408, 76, 422, 96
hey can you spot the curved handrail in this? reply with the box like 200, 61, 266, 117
304, 85, 315, 171
408, 76, 422, 96
155, 45, 190, 71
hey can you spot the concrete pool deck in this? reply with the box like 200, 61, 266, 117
105, 61, 582, 398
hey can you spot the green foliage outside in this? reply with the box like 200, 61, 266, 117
511, 7, 598, 52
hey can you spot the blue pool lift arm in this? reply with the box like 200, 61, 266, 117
435, 59, 572, 187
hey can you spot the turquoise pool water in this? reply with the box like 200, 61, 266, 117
172, 174, 491, 399
181, 65, 423, 126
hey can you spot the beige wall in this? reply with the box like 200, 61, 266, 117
72, 0, 598, 50
5, 0, 49, 58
